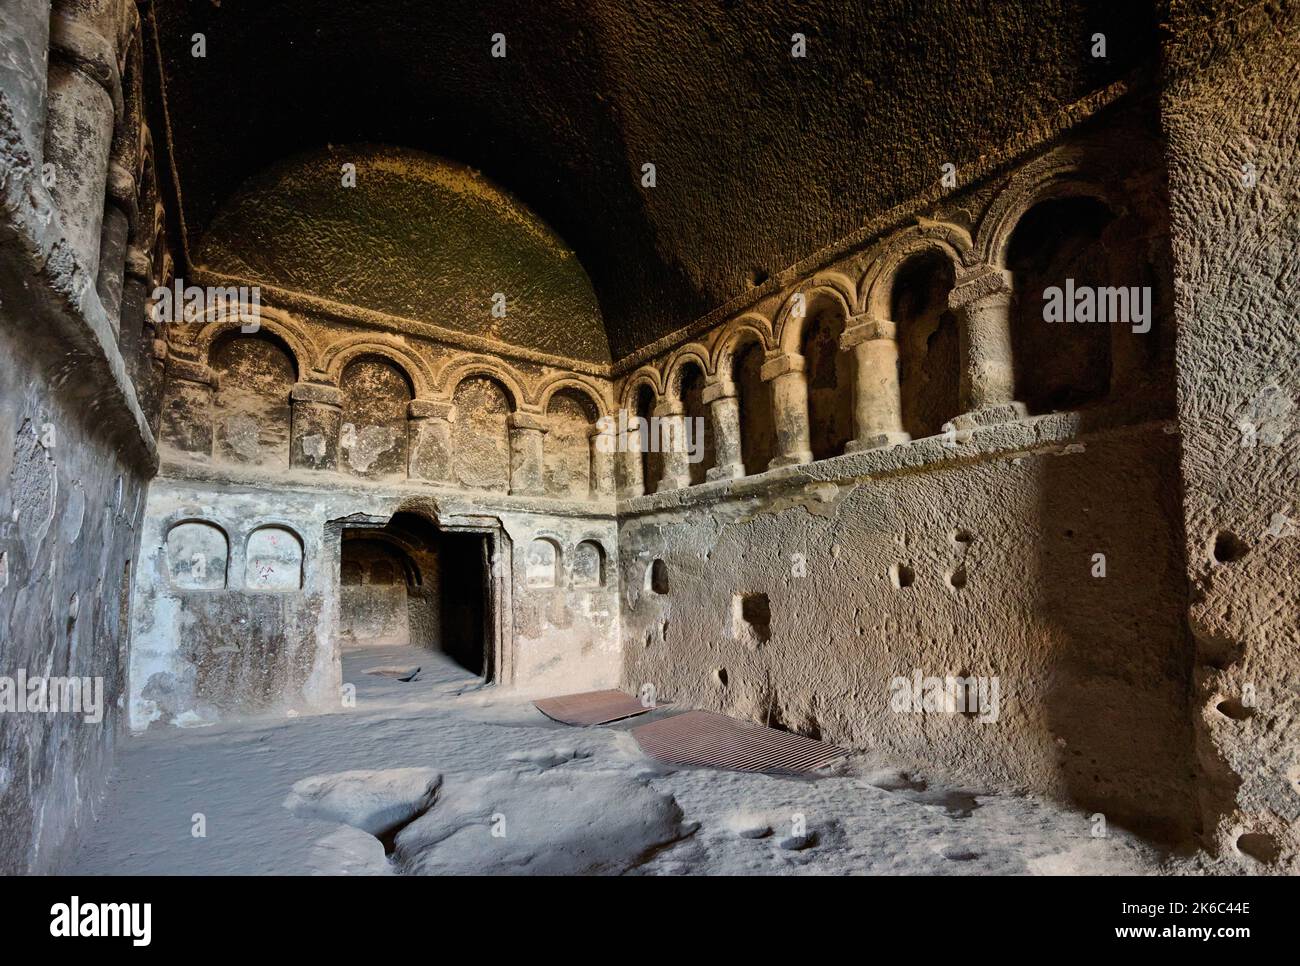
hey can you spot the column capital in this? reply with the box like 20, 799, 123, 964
166, 356, 216, 387
49, 8, 125, 117
949, 264, 1012, 310
290, 382, 343, 407
841, 316, 897, 348
760, 351, 805, 381
407, 398, 454, 421
701, 378, 737, 405
508, 411, 549, 433
653, 400, 686, 418
106, 160, 138, 225
124, 246, 152, 283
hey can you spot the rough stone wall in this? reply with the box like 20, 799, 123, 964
129, 475, 620, 727
0, 307, 148, 874
609, 96, 1196, 842
1, 0, 164, 873
1161, 2, 1300, 870
618, 417, 1195, 840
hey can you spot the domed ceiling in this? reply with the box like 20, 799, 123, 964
195, 146, 609, 363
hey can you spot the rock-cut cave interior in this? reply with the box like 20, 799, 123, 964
0, 0, 1297, 884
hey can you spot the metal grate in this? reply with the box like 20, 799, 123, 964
533, 689, 655, 726
632, 710, 846, 775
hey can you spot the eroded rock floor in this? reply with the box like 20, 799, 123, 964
72, 645, 1189, 876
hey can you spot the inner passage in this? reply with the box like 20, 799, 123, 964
339, 513, 491, 677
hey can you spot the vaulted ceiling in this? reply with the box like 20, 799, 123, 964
148, 0, 1158, 362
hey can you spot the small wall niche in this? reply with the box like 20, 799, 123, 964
572, 540, 606, 588
1211, 530, 1247, 565
166, 521, 229, 590
647, 558, 669, 595
890, 563, 915, 589
732, 592, 771, 644
245, 526, 304, 591
525, 537, 561, 588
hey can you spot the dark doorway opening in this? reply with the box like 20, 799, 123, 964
338, 512, 493, 679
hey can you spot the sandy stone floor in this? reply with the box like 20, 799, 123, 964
71, 645, 1196, 876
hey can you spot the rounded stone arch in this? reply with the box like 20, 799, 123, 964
775, 272, 858, 355
976, 147, 1119, 270
662, 343, 713, 402
536, 374, 612, 420
570, 537, 608, 588
524, 534, 564, 589
860, 222, 974, 320
194, 303, 316, 378
323, 339, 432, 398
618, 367, 664, 412
244, 523, 306, 591
710, 313, 775, 377
435, 356, 526, 412
341, 528, 425, 586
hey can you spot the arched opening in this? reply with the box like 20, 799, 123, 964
338, 511, 491, 677
677, 361, 715, 485
572, 540, 606, 588
244, 525, 303, 591
800, 296, 855, 460
635, 383, 661, 495
452, 376, 512, 492
211, 332, 296, 468
890, 250, 961, 439
544, 388, 598, 500
339, 355, 414, 479
1006, 196, 1116, 414
165, 520, 228, 590
525, 537, 562, 588
731, 338, 776, 475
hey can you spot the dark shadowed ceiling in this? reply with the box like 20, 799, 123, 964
148, 0, 1158, 361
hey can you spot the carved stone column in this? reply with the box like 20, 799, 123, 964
146, 334, 166, 436
118, 245, 150, 388
841, 316, 911, 451
97, 158, 136, 331
508, 411, 548, 496
652, 401, 693, 490
44, 0, 124, 275
0, 0, 51, 164
703, 378, 744, 481
589, 421, 617, 498
618, 432, 645, 498
947, 264, 1026, 427
289, 382, 343, 471
407, 399, 454, 484
160, 357, 216, 458
760, 351, 813, 468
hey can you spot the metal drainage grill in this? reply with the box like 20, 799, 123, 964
632, 710, 846, 775
533, 689, 655, 726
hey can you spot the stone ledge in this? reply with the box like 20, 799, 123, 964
157, 455, 619, 520
616, 407, 1177, 518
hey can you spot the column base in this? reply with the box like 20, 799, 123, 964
705, 462, 745, 482
846, 430, 911, 453
951, 402, 1027, 431
656, 474, 694, 491
767, 450, 813, 470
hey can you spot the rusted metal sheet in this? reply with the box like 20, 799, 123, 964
533, 689, 654, 726
632, 710, 847, 775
